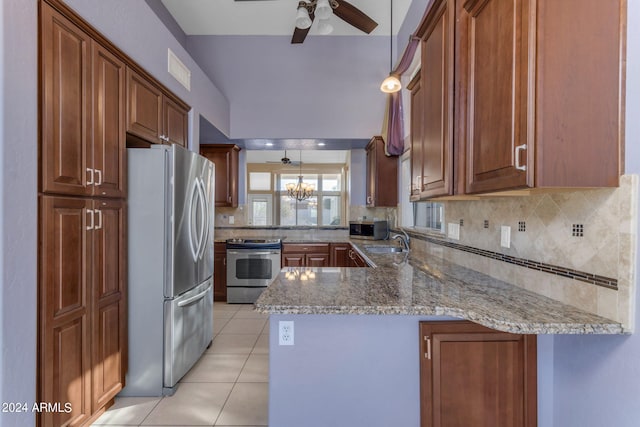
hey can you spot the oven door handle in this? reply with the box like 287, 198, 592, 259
227, 250, 280, 256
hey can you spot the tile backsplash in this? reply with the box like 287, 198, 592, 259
410, 174, 638, 331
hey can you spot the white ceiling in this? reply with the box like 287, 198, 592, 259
160, 0, 412, 36
246, 150, 349, 163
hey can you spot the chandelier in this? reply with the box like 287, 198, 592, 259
286, 151, 315, 202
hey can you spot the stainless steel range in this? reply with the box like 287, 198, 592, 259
226, 238, 282, 303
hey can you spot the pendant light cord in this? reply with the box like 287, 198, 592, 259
389, 0, 393, 74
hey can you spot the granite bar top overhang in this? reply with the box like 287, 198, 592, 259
255, 242, 625, 335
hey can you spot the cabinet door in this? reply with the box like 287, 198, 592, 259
163, 96, 189, 147
366, 136, 398, 207
92, 42, 126, 198
39, 196, 92, 427
200, 145, 240, 207
214, 242, 227, 302
461, 0, 533, 194
126, 68, 162, 143
282, 254, 305, 267
91, 199, 126, 411
419, 321, 537, 427
409, 74, 424, 201
330, 243, 350, 267
306, 254, 330, 267
420, 0, 454, 198
41, 3, 92, 197
365, 142, 376, 206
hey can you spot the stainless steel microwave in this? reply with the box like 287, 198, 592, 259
349, 220, 389, 240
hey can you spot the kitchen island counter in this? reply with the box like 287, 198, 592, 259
256, 241, 623, 334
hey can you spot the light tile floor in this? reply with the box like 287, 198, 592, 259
92, 302, 269, 427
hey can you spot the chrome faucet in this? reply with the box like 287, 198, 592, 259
391, 229, 410, 251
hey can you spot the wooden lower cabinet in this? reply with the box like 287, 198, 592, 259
39, 196, 126, 427
282, 243, 330, 267
214, 242, 227, 302
419, 321, 537, 427
330, 243, 351, 267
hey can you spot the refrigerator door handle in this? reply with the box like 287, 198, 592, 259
176, 287, 209, 307
196, 178, 208, 260
187, 180, 200, 262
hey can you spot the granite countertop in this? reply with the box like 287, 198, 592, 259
255, 241, 624, 334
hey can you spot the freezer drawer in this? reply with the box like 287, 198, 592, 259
164, 280, 213, 392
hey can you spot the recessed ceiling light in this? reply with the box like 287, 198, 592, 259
318, 142, 326, 146
265, 142, 273, 146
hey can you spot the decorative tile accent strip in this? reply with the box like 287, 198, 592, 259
518, 221, 526, 232
459, 219, 464, 226
484, 220, 489, 229
405, 230, 618, 290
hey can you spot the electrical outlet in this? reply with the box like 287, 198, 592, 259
278, 320, 294, 346
229, 215, 235, 225
447, 223, 460, 240
501, 226, 511, 248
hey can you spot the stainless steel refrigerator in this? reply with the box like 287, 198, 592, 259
122, 144, 214, 396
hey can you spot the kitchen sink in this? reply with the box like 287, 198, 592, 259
364, 245, 407, 254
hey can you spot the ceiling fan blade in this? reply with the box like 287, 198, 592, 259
333, 1, 378, 34
291, 12, 315, 44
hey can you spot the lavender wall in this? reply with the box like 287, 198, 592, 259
551, 1, 640, 425
269, 314, 455, 427
63, 0, 231, 142
187, 35, 391, 140
0, 0, 38, 426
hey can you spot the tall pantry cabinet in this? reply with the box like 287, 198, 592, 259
39, 1, 127, 426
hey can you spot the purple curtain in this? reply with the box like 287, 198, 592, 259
383, 37, 420, 156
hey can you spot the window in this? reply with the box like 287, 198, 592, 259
247, 165, 346, 226
400, 151, 444, 232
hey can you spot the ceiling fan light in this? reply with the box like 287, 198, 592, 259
295, 6, 312, 29
380, 74, 402, 93
317, 19, 333, 35
315, 0, 333, 20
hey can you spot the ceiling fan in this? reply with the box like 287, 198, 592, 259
291, 0, 378, 44
266, 150, 302, 166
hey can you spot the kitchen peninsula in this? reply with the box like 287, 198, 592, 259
256, 240, 623, 427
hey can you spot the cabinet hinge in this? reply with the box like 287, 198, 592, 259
424, 335, 431, 360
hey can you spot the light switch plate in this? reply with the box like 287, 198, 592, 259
501, 226, 511, 248
229, 215, 235, 225
448, 223, 460, 240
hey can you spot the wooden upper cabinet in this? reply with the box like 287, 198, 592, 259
533, 0, 624, 187
92, 41, 126, 198
460, 0, 532, 194
419, 321, 537, 427
200, 144, 240, 207
41, 2, 92, 197
126, 68, 162, 144
457, 0, 624, 194
408, 73, 424, 201
415, 0, 455, 198
409, 0, 625, 198
41, 2, 126, 199
163, 96, 189, 147
366, 136, 398, 207
126, 68, 190, 147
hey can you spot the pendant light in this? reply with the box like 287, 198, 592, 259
286, 151, 315, 202
380, 0, 401, 93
